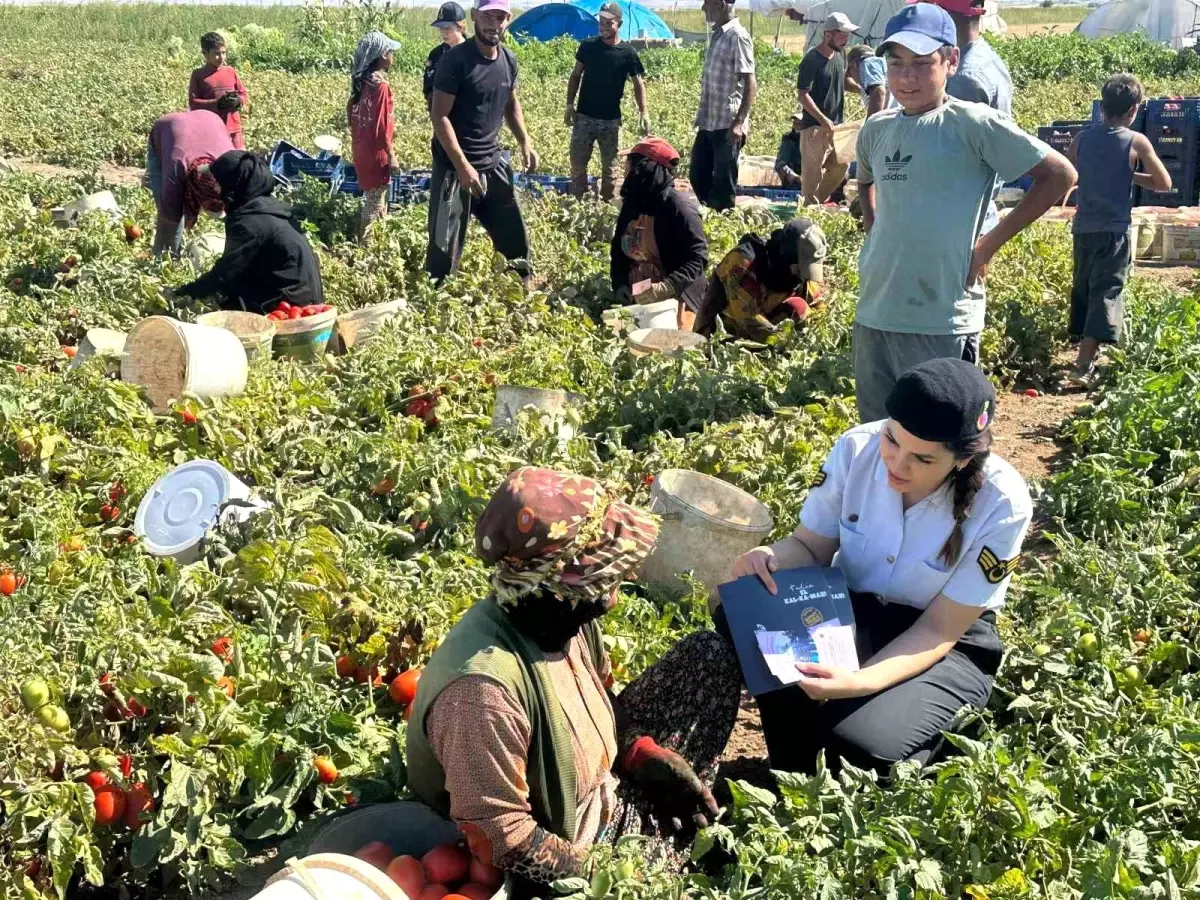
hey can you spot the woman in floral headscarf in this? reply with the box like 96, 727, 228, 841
348, 30, 401, 235
407, 468, 741, 889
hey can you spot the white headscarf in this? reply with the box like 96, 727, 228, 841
351, 31, 399, 103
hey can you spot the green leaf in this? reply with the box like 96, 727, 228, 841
46, 818, 78, 900
131, 825, 172, 869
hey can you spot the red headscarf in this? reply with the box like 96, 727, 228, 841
182, 157, 224, 227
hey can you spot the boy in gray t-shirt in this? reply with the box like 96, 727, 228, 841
852, 3, 1076, 422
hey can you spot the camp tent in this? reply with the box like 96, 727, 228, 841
509, 0, 675, 42
749, 0, 1005, 45
572, 0, 676, 41
509, 3, 599, 42
1076, 0, 1200, 48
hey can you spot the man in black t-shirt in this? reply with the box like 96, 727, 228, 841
796, 12, 860, 206
423, 1, 467, 112
565, 2, 649, 201
427, 0, 539, 284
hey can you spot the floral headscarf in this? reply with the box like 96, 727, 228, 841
351, 31, 400, 104
475, 467, 659, 608
182, 158, 223, 228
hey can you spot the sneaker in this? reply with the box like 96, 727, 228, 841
1066, 362, 1097, 388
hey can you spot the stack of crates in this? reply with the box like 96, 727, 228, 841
1037, 121, 1088, 206
1136, 98, 1200, 207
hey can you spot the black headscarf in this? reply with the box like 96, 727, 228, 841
620, 154, 675, 215
741, 219, 807, 293
210, 151, 275, 212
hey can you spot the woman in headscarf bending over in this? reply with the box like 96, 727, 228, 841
610, 138, 708, 330
147, 110, 233, 257
173, 151, 323, 313
694, 217, 828, 341
407, 468, 741, 889
348, 31, 402, 234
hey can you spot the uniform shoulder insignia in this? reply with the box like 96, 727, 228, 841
978, 546, 1020, 584
811, 470, 827, 489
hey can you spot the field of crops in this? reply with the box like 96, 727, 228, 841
2, 4, 1200, 900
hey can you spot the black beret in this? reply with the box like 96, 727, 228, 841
885, 358, 996, 446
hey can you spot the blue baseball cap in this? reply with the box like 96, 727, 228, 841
877, 3, 957, 56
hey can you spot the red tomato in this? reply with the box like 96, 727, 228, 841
123, 782, 154, 829
62, 345, 77, 358
216, 676, 236, 698
0, 571, 17, 595
211, 636, 233, 662
93, 785, 126, 826
98, 672, 115, 696
301, 306, 319, 317
354, 841, 395, 872
179, 410, 197, 425
1023, 388, 1040, 398
276, 302, 292, 313
288, 307, 304, 320
469, 858, 504, 890
99, 504, 119, 523
418, 885, 449, 900
335, 654, 357, 678
267, 311, 285, 321
314, 756, 338, 784
119, 754, 133, 778
422, 844, 470, 886
386, 855, 426, 898
456, 886, 494, 900
126, 697, 148, 718
83, 771, 109, 791
388, 668, 421, 707
109, 482, 127, 503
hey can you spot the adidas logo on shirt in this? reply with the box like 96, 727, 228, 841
882, 148, 912, 181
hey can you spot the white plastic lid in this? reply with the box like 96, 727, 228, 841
134, 460, 238, 558
313, 135, 343, 154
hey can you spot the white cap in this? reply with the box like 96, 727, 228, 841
824, 11, 859, 32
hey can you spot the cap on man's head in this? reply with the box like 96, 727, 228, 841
599, 1, 624, 20
885, 358, 997, 446
914, 0, 986, 18
790, 218, 828, 283
823, 11, 859, 32
624, 137, 680, 168
878, 2, 956, 56
431, 1, 466, 27
475, 0, 511, 14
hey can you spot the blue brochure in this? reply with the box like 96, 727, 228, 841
718, 566, 859, 696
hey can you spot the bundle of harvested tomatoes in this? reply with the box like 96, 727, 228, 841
265, 301, 334, 322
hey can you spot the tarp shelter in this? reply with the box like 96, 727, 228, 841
1076, 0, 1200, 48
749, 0, 1005, 45
510, 3, 599, 42
572, 0, 676, 41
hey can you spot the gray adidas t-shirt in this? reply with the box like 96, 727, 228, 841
855, 98, 1049, 335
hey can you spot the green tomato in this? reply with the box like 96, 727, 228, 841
35, 704, 70, 733
1118, 664, 1144, 692
20, 677, 50, 712
1078, 633, 1099, 659
1033, 643, 1053, 658
615, 860, 635, 882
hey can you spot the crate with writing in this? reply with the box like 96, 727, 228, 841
1038, 123, 1087, 206
1137, 98, 1200, 207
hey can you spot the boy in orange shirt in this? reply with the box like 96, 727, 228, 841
189, 32, 249, 150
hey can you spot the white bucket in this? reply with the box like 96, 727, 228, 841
640, 470, 774, 592
491, 385, 582, 433
335, 299, 407, 353
54, 191, 122, 227
602, 299, 679, 335
257, 854, 407, 900
134, 459, 269, 563
121, 316, 248, 413
187, 233, 226, 269
69, 328, 127, 375
627, 328, 706, 358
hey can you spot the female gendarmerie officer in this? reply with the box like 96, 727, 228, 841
721, 358, 1032, 774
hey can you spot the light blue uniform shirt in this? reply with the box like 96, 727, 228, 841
858, 56, 898, 112
855, 98, 1050, 335
798, 421, 1032, 611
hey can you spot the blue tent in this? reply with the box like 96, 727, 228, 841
571, 0, 675, 41
509, 3, 599, 42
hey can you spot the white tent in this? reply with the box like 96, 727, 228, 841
748, 0, 1005, 46
1076, 0, 1200, 48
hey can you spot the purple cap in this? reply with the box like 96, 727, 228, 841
878, 2, 956, 56
476, 0, 510, 12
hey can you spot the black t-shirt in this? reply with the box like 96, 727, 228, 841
432, 40, 518, 169
797, 47, 846, 128
575, 38, 645, 122
424, 43, 451, 109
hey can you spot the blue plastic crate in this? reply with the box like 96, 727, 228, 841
286, 155, 344, 182
269, 140, 309, 178
1037, 123, 1086, 156
1091, 99, 1147, 132
1137, 159, 1199, 207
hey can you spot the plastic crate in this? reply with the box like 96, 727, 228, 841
1037, 123, 1086, 156
269, 140, 308, 178
1092, 99, 1147, 132
285, 155, 344, 183
1136, 160, 1199, 207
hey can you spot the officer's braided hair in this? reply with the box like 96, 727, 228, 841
939, 430, 992, 566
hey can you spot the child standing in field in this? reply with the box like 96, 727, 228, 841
189, 32, 249, 150
1065, 74, 1171, 385
349, 31, 401, 234
852, 3, 1076, 422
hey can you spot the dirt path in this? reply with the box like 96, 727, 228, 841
4, 157, 144, 186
